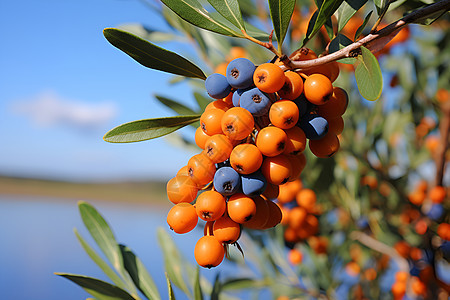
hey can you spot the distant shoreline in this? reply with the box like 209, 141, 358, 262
0, 176, 170, 207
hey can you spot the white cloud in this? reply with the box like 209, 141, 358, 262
11, 90, 118, 131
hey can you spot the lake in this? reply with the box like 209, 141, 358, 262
0, 196, 215, 300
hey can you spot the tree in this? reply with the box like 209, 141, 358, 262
58, 0, 450, 299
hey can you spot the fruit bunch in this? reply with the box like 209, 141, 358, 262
166, 53, 348, 268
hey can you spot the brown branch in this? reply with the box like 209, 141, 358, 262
435, 101, 450, 186
283, 0, 450, 71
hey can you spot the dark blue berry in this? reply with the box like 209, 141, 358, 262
298, 113, 328, 140
213, 166, 241, 196
226, 58, 256, 89
205, 73, 232, 99
241, 170, 267, 196
239, 87, 271, 117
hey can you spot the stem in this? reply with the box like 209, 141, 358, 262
370, 0, 392, 33
435, 101, 450, 186
241, 29, 282, 58
284, 0, 450, 71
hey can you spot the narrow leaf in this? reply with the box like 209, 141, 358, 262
193, 92, 212, 111
56, 273, 135, 300
268, 0, 296, 47
74, 229, 127, 291
154, 95, 198, 115
355, 11, 373, 40
193, 266, 204, 300
78, 202, 124, 277
104, 28, 206, 80
160, 0, 243, 37
166, 273, 176, 300
336, 0, 368, 33
210, 273, 221, 300
104, 115, 200, 143
305, 0, 344, 43
207, 0, 245, 30
354, 46, 383, 101
120, 245, 161, 300
157, 228, 192, 296
373, 0, 387, 15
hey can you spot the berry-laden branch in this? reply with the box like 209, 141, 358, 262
284, 0, 450, 71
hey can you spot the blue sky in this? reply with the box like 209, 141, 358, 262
0, 0, 203, 182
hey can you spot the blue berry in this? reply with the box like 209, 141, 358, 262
293, 94, 313, 117
226, 58, 256, 89
241, 170, 267, 196
239, 87, 271, 116
426, 204, 443, 220
213, 166, 241, 196
205, 73, 232, 99
298, 114, 328, 140
232, 87, 252, 107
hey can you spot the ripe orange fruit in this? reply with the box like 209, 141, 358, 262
203, 134, 233, 163
166, 175, 199, 204
304, 61, 340, 83
288, 153, 307, 180
296, 188, 316, 213
429, 185, 446, 203
167, 203, 198, 234
303, 74, 333, 105
229, 143, 263, 174
256, 126, 288, 157
326, 116, 344, 135
289, 47, 317, 61
261, 155, 292, 185
269, 100, 300, 129
195, 190, 226, 221
278, 71, 304, 100
262, 182, 280, 200
213, 215, 241, 244
345, 261, 360, 276
205, 99, 231, 111
288, 248, 303, 265
394, 241, 410, 258
283, 127, 307, 155
194, 235, 225, 268
437, 222, 450, 240
195, 126, 211, 149
253, 63, 285, 93
176, 165, 189, 176
288, 206, 307, 229
187, 153, 216, 186
243, 196, 270, 229
227, 193, 257, 223
263, 199, 283, 228
408, 190, 426, 206
200, 108, 225, 135
221, 107, 254, 140
309, 132, 340, 158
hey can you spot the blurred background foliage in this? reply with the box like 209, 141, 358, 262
60, 0, 449, 299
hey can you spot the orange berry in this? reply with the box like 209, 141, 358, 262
227, 193, 257, 223
288, 248, 303, 265
187, 153, 216, 186
303, 74, 333, 105
215, 62, 228, 76
326, 116, 344, 135
394, 241, 410, 258
345, 261, 360, 276
425, 135, 440, 153
278, 71, 304, 100
429, 185, 446, 204
395, 271, 409, 283
194, 235, 225, 268
277, 182, 297, 204
411, 277, 427, 296
229, 143, 263, 174
288, 206, 307, 229
408, 190, 426, 206
205, 99, 231, 111
200, 108, 225, 135
437, 223, 450, 240
304, 61, 340, 83
243, 196, 270, 229
253, 63, 285, 93
391, 281, 406, 300
289, 47, 317, 61
262, 182, 280, 200
256, 126, 288, 157
167, 203, 198, 234
415, 219, 428, 235
176, 165, 189, 176
166, 175, 199, 204
195, 190, 226, 221
283, 126, 307, 155
309, 132, 340, 158
364, 268, 377, 281
263, 199, 283, 228
289, 153, 307, 180
410, 247, 423, 261
296, 188, 316, 213
221, 107, 254, 141
195, 126, 211, 149
436, 88, 449, 103
203, 134, 233, 163
269, 100, 300, 129
228, 46, 247, 60
213, 215, 241, 244
284, 226, 300, 243
261, 155, 292, 185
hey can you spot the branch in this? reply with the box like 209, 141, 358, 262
435, 101, 450, 186
284, 0, 450, 71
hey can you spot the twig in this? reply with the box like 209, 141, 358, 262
435, 101, 450, 186
241, 29, 282, 58
283, 0, 450, 71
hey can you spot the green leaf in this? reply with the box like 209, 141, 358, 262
411, 7, 449, 25
304, 0, 344, 44
373, 0, 387, 15
193, 266, 204, 300
56, 273, 135, 300
354, 46, 383, 101
268, 0, 296, 47
74, 229, 127, 291
155, 95, 198, 115
336, 0, 368, 33
207, 0, 245, 31
210, 274, 221, 300
160, 0, 243, 37
120, 245, 161, 300
193, 92, 212, 111
103, 28, 206, 80
329, 34, 356, 64
157, 228, 192, 296
354, 10, 373, 40
104, 115, 200, 143
78, 202, 125, 278
166, 273, 176, 300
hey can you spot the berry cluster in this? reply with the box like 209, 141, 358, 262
166, 53, 347, 268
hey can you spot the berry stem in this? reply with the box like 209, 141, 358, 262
241, 29, 283, 60
284, 0, 450, 71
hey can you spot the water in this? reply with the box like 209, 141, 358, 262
0, 196, 196, 300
